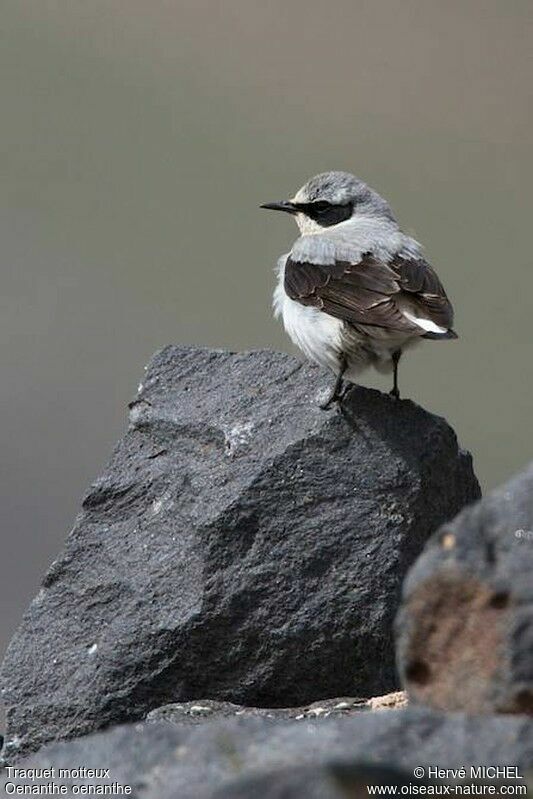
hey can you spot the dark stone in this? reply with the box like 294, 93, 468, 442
0, 347, 479, 759
208, 763, 417, 799
396, 462, 533, 714
3, 708, 533, 799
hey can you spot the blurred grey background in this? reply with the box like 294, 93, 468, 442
1, 1, 532, 726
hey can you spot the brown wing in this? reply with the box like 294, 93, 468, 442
284, 252, 456, 338
394, 256, 455, 331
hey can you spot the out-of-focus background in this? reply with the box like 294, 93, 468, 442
1, 1, 532, 721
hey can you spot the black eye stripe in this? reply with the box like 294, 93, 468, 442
297, 201, 332, 213
295, 201, 353, 227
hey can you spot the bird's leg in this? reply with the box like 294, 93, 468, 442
389, 349, 402, 399
320, 355, 348, 410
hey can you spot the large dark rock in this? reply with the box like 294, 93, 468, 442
0, 346, 479, 759
396, 462, 533, 714
3, 708, 533, 799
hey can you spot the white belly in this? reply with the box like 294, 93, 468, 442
279, 291, 344, 374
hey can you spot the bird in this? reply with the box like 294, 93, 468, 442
261, 171, 457, 409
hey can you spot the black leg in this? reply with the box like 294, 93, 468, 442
389, 349, 402, 399
320, 355, 348, 410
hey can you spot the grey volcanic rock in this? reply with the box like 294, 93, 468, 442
397, 462, 533, 714
4, 709, 533, 799
0, 346, 479, 759
208, 764, 417, 799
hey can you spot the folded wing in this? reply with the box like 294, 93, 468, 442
284, 252, 456, 339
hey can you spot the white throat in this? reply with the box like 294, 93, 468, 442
294, 212, 395, 239
294, 213, 329, 236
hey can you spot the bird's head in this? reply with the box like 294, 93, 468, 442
261, 171, 395, 235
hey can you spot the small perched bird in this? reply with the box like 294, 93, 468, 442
261, 171, 457, 409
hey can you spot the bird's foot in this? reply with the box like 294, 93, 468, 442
320, 381, 353, 410
320, 383, 344, 410
319, 357, 349, 410
320, 393, 341, 411
389, 387, 400, 400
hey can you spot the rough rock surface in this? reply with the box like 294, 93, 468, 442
4, 708, 533, 799
0, 347, 479, 758
207, 764, 417, 799
396, 462, 533, 714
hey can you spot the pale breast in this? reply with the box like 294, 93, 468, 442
282, 293, 344, 373
272, 262, 340, 370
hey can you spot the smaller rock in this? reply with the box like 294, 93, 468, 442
396, 462, 533, 714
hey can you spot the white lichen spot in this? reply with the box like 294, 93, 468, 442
129, 404, 143, 425
334, 701, 350, 709
87, 643, 98, 655
189, 705, 213, 715
307, 707, 327, 717
223, 420, 254, 455
33, 588, 47, 606
151, 491, 172, 516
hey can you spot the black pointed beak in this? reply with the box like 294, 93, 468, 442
260, 200, 299, 214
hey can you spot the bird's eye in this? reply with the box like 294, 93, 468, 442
302, 200, 353, 226
313, 201, 332, 214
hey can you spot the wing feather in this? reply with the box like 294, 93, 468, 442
284, 252, 455, 337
